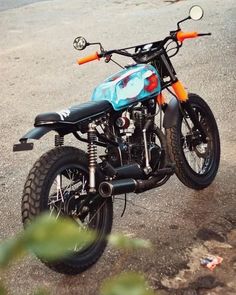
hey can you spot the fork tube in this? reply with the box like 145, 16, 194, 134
160, 53, 177, 82
182, 101, 207, 142
171, 80, 188, 102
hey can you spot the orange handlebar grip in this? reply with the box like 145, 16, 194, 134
177, 31, 198, 42
77, 52, 100, 65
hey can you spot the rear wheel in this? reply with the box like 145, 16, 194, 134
22, 146, 113, 274
166, 93, 220, 189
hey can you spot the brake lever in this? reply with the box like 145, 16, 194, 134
105, 55, 112, 63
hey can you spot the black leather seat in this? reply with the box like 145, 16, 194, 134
35, 100, 112, 126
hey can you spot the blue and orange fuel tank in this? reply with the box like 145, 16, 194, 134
91, 64, 161, 111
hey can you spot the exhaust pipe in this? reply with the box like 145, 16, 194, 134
99, 179, 136, 198
99, 166, 174, 197
101, 162, 144, 179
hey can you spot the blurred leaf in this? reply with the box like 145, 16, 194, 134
0, 281, 7, 295
100, 272, 155, 295
108, 234, 151, 250
0, 214, 96, 266
23, 214, 96, 261
0, 236, 26, 268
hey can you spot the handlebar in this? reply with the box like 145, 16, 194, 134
176, 31, 211, 42
77, 31, 211, 65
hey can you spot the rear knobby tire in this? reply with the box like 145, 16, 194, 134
22, 146, 113, 274
166, 93, 220, 189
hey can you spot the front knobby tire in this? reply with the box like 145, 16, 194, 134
22, 146, 113, 274
166, 93, 220, 190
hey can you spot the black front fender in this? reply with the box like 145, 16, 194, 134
13, 126, 54, 152
163, 98, 180, 129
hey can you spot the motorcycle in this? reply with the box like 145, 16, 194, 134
13, 6, 220, 274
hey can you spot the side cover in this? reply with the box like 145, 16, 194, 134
92, 64, 161, 111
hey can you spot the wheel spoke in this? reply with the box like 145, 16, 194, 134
180, 105, 214, 175
47, 166, 107, 253
22, 147, 113, 273
87, 201, 106, 227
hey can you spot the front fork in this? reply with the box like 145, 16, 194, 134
182, 100, 207, 142
158, 79, 207, 142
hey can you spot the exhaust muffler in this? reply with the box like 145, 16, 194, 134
99, 167, 174, 197
99, 179, 136, 198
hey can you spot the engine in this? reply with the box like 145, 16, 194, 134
106, 101, 162, 171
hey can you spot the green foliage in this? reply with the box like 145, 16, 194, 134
0, 236, 26, 268
23, 214, 95, 261
108, 234, 151, 250
0, 282, 7, 295
0, 214, 156, 295
0, 215, 151, 268
100, 272, 155, 295
0, 214, 95, 267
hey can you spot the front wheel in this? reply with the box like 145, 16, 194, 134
22, 146, 113, 274
166, 93, 220, 190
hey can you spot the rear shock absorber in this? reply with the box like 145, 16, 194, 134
54, 134, 64, 146
88, 123, 97, 193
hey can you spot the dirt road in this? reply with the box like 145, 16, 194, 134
0, 0, 236, 294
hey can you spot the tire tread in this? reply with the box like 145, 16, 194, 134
21, 146, 113, 274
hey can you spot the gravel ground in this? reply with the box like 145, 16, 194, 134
0, 0, 236, 294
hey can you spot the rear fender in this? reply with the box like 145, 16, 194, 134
21, 126, 53, 140
13, 126, 55, 152
163, 98, 180, 129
